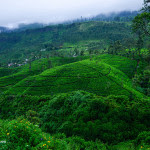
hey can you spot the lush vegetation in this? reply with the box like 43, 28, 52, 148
0, 21, 137, 65
0, 91, 150, 149
0, 1, 150, 149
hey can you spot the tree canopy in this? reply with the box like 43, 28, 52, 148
132, 0, 150, 36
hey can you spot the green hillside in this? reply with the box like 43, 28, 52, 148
4, 57, 144, 100
0, 67, 19, 77
0, 56, 89, 93
0, 21, 136, 64
0, 5, 150, 149
0, 54, 136, 94
95, 54, 138, 78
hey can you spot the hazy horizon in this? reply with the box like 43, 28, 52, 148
0, 0, 143, 28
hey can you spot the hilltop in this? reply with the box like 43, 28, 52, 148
0, 54, 147, 100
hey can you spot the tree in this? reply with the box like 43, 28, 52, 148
46, 54, 52, 69
142, 0, 150, 12
114, 16, 120, 22
88, 49, 93, 55
132, 0, 150, 59
108, 45, 114, 54
132, 0, 150, 37
136, 32, 144, 55
28, 59, 32, 72
80, 50, 84, 56
74, 48, 79, 56
132, 12, 150, 36
108, 41, 123, 55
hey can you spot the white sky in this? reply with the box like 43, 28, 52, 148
0, 0, 143, 28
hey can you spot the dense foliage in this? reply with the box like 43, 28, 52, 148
0, 91, 149, 149
0, 1, 150, 149
0, 21, 136, 65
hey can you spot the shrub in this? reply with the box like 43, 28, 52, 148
135, 131, 150, 147
26, 110, 41, 125
0, 118, 56, 150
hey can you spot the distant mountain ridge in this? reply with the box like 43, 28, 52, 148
0, 19, 139, 66
63, 10, 139, 24
94, 10, 139, 21
0, 10, 139, 32
14, 23, 46, 32
0, 26, 9, 33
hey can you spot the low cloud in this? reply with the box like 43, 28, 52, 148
0, 0, 143, 28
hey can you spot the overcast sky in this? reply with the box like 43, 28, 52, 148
0, 0, 143, 28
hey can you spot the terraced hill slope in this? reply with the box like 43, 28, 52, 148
4, 58, 144, 99
0, 67, 19, 77
0, 56, 89, 93
95, 54, 138, 78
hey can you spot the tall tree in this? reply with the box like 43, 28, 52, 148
132, 0, 150, 37
28, 60, 32, 72
142, 0, 150, 12
47, 54, 52, 69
